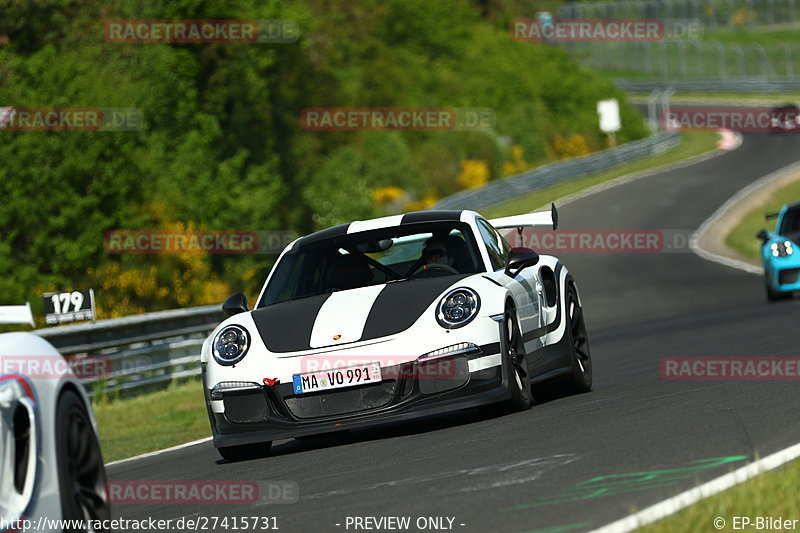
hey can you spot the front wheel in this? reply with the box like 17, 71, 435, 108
56, 390, 110, 531
566, 284, 592, 393
502, 306, 532, 411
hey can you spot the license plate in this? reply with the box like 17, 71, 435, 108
292, 362, 382, 394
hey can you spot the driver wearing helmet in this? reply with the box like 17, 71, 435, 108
420, 236, 457, 272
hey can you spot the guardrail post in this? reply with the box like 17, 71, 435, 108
648, 89, 661, 133
661, 87, 675, 131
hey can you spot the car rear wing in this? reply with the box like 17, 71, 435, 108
489, 203, 559, 231
0, 303, 35, 327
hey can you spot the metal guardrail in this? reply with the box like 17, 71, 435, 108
551, 0, 800, 84
615, 77, 800, 92
566, 42, 800, 80
33, 305, 225, 397
556, 0, 799, 29
434, 132, 680, 211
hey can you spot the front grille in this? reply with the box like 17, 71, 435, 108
284, 381, 396, 419
224, 391, 270, 423
418, 355, 470, 395
778, 268, 800, 286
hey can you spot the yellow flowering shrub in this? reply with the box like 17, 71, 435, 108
502, 144, 531, 176
731, 8, 755, 27
372, 186, 405, 204
551, 134, 590, 160
85, 203, 233, 318
456, 160, 489, 190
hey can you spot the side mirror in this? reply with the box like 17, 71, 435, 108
756, 229, 769, 243
504, 247, 539, 277
222, 293, 249, 316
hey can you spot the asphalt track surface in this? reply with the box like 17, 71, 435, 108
109, 133, 800, 533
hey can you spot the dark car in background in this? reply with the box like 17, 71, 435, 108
770, 103, 800, 133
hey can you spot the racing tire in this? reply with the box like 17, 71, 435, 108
566, 283, 593, 393
56, 389, 111, 531
501, 305, 533, 412
217, 441, 272, 462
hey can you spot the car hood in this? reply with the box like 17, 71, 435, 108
250, 274, 472, 353
775, 232, 800, 247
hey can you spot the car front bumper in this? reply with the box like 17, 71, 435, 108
767, 257, 800, 293
205, 344, 511, 448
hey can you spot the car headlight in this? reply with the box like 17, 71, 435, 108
436, 288, 480, 329
771, 241, 794, 258
212, 325, 250, 366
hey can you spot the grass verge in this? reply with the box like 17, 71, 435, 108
636, 458, 800, 532
725, 175, 800, 261
481, 130, 720, 218
93, 130, 720, 463
93, 377, 208, 464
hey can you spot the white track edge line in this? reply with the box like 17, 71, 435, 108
690, 158, 800, 276
587, 441, 800, 533
105, 437, 212, 467
586, 136, 800, 532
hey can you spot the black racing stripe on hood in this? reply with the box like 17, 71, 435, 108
251, 294, 331, 353
361, 274, 472, 340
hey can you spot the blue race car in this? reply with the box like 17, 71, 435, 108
757, 201, 800, 301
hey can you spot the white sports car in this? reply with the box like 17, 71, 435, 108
1, 305, 110, 532
202, 206, 592, 461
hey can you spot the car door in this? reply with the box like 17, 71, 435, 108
476, 219, 542, 349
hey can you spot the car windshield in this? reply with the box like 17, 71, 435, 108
779, 207, 800, 236
258, 221, 483, 307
